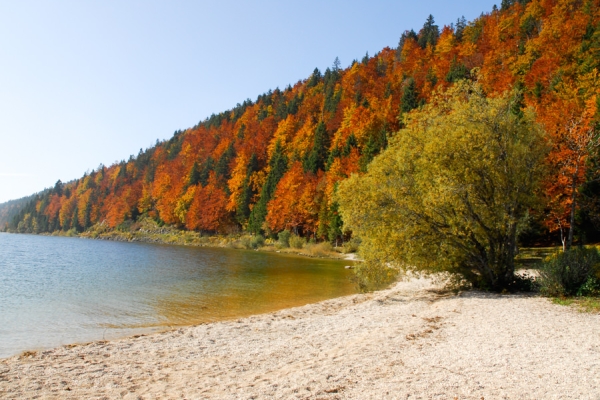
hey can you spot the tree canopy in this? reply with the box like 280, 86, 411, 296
6, 1, 600, 250
337, 82, 548, 291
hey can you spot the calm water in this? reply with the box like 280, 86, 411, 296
0, 233, 355, 358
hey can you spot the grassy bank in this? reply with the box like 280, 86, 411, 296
59, 217, 359, 261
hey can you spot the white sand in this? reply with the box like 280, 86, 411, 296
2, 276, 600, 399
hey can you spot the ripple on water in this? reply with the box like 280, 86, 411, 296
0, 233, 355, 357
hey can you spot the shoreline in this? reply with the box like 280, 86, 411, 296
2, 276, 599, 398
0, 232, 359, 361
7, 224, 358, 262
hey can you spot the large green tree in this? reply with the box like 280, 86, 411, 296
337, 82, 548, 291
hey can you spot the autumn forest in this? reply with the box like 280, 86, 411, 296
5, 0, 600, 248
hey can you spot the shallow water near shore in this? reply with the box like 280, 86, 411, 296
0, 233, 355, 358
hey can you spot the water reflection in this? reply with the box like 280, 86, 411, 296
0, 233, 355, 357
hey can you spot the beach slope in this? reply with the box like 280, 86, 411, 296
2, 277, 599, 399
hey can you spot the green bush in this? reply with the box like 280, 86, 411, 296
352, 261, 398, 293
278, 230, 291, 248
289, 234, 306, 249
239, 236, 251, 249
538, 247, 600, 297
240, 234, 265, 249
342, 237, 361, 254
251, 234, 265, 249
577, 277, 600, 297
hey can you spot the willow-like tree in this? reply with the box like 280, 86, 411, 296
337, 82, 548, 291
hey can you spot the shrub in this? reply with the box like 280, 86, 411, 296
304, 241, 334, 257
251, 234, 265, 249
578, 277, 600, 297
341, 237, 361, 254
538, 247, 600, 297
240, 234, 265, 249
352, 261, 398, 293
238, 236, 252, 249
289, 234, 306, 249
66, 228, 78, 237
278, 230, 291, 248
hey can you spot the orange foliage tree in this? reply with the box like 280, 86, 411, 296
185, 173, 230, 233
9, 0, 600, 246
540, 90, 599, 250
266, 162, 318, 235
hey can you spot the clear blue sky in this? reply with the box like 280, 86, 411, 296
0, 0, 496, 203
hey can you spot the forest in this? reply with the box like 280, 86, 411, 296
5, 0, 600, 249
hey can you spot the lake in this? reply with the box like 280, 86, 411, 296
0, 233, 355, 358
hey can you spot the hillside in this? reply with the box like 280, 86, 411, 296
0, 195, 37, 230
6, 0, 600, 245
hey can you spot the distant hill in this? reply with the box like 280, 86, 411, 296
0, 195, 37, 231
7, 0, 600, 244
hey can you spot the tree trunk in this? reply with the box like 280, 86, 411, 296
567, 164, 579, 251
559, 221, 566, 252
567, 197, 576, 250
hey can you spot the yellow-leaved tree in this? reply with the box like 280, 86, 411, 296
337, 81, 548, 291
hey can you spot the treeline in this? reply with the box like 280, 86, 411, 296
5, 0, 600, 247
0, 195, 37, 229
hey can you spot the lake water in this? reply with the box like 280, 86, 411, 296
0, 233, 355, 358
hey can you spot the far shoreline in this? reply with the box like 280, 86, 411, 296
3, 225, 359, 263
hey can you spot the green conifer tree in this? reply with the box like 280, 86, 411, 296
188, 161, 201, 187
328, 201, 343, 246
304, 121, 329, 174
401, 78, 419, 115
418, 15, 440, 49
236, 153, 259, 225
248, 142, 288, 234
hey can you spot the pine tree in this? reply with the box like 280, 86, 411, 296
324, 88, 342, 113
501, 0, 513, 11
53, 180, 63, 197
216, 144, 235, 180
304, 121, 329, 174
359, 127, 388, 172
188, 161, 201, 187
328, 201, 343, 246
455, 16, 467, 42
307, 68, 322, 88
324, 65, 342, 113
326, 146, 341, 170
401, 78, 419, 115
199, 157, 214, 187
236, 153, 259, 224
361, 52, 369, 65
418, 15, 440, 49
446, 58, 469, 83
317, 197, 330, 240
333, 56, 341, 72
398, 30, 418, 52
248, 142, 288, 234
343, 133, 358, 157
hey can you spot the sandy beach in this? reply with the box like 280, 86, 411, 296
1, 276, 600, 399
